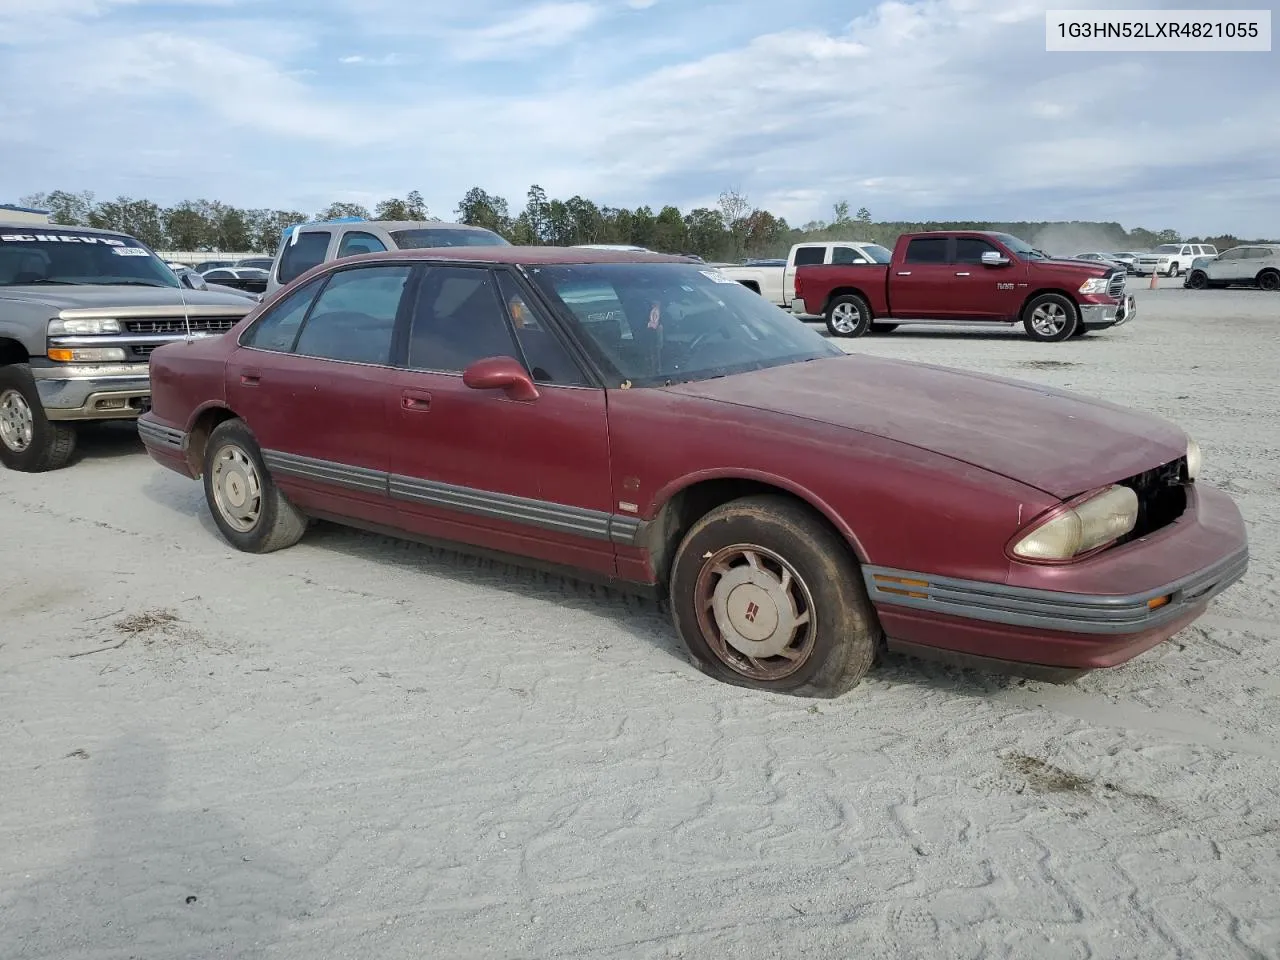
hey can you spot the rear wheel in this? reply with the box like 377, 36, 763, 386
0, 364, 77, 473
824, 294, 872, 338
1258, 269, 1280, 292
1186, 270, 1208, 289
1021, 293, 1079, 342
668, 495, 880, 698
202, 419, 307, 553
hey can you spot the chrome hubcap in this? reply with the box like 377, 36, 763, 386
694, 545, 816, 681
830, 302, 860, 334
210, 443, 262, 532
0, 389, 34, 453
1030, 302, 1068, 336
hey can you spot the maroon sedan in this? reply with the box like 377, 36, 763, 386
138, 246, 1248, 697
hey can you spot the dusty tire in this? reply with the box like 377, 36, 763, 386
0, 364, 77, 473
202, 418, 307, 553
1258, 269, 1280, 292
825, 294, 872, 338
1021, 293, 1079, 342
668, 494, 881, 698
870, 322, 899, 334
1186, 270, 1208, 289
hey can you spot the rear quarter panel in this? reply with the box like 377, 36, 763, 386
147, 335, 233, 432
795, 264, 892, 315
605, 388, 1057, 585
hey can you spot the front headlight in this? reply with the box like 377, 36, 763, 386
1011, 484, 1139, 561
1078, 277, 1109, 295
1185, 436, 1201, 481
48, 317, 121, 335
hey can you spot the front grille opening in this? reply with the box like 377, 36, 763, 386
1117, 457, 1188, 542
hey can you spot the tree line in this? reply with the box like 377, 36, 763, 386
18, 187, 1264, 261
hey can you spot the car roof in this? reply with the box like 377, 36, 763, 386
331, 245, 694, 266
0, 220, 132, 236
297, 220, 499, 233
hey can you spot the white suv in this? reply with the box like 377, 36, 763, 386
1134, 243, 1217, 277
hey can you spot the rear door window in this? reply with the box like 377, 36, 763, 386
278, 230, 331, 285
792, 246, 826, 266
293, 265, 412, 366
905, 238, 948, 264
336, 230, 389, 259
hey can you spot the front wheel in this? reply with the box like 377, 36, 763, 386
1021, 293, 1079, 342
0, 364, 77, 472
1186, 270, 1208, 289
202, 418, 307, 553
1258, 269, 1280, 292
668, 495, 880, 698
824, 294, 872, 338
1166, 262, 1180, 277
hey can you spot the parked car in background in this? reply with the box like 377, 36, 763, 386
234, 257, 274, 271
172, 265, 260, 301
202, 267, 269, 294
718, 241, 893, 313
1185, 244, 1280, 291
1074, 252, 1133, 273
1108, 252, 1141, 272
194, 259, 236, 273
1134, 243, 1218, 277
266, 218, 510, 296
793, 231, 1134, 341
0, 222, 253, 471
137, 245, 1246, 696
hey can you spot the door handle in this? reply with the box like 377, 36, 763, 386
955, 271, 971, 276
401, 389, 431, 411
896, 271, 912, 276
239, 369, 261, 386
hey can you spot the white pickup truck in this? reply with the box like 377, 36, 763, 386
717, 240, 892, 313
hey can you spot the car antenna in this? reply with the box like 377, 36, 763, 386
177, 273, 194, 344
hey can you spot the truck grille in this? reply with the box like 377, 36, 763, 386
1107, 272, 1126, 298
123, 317, 239, 336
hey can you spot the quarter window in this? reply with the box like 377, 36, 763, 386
494, 272, 588, 386
406, 266, 520, 373
240, 275, 326, 352
905, 238, 948, 264
293, 265, 411, 365
278, 230, 331, 285
336, 231, 388, 259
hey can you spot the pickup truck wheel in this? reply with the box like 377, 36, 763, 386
870, 322, 898, 334
1186, 270, 1209, 289
668, 494, 880, 698
0, 364, 77, 473
1257, 269, 1280, 291
202, 418, 307, 553
825, 294, 872, 338
1021, 294, 1079, 342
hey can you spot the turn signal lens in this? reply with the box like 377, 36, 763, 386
1012, 485, 1139, 561
48, 347, 128, 362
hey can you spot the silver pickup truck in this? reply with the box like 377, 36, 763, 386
0, 222, 254, 472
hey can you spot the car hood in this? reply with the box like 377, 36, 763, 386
1029, 258, 1110, 276
662, 355, 1188, 499
0, 285, 253, 310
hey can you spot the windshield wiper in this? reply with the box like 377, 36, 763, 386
9, 279, 87, 285
106, 280, 171, 288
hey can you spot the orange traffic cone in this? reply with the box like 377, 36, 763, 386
1149, 266, 1159, 289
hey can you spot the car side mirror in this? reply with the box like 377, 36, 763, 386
981, 251, 1011, 267
462, 356, 540, 402
181, 273, 208, 290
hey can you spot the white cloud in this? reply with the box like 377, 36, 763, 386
1, 0, 1275, 237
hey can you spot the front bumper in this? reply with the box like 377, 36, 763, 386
864, 482, 1249, 672
1079, 294, 1135, 329
32, 362, 151, 421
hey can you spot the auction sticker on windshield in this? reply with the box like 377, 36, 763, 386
111, 247, 151, 256
699, 269, 737, 284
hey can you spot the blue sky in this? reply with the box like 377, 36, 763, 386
1, 0, 1276, 236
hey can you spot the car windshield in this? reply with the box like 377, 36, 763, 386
526, 262, 844, 387
390, 227, 510, 249
990, 233, 1047, 259
1154, 244, 1182, 254
862, 244, 893, 263
0, 230, 179, 287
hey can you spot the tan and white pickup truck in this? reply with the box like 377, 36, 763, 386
0, 222, 254, 472
716, 241, 892, 314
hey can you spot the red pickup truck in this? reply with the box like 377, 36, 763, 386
791, 230, 1136, 342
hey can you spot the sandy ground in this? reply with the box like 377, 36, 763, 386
2, 277, 1278, 959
